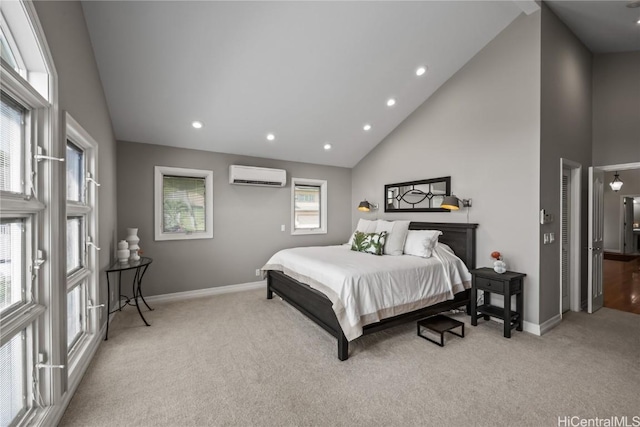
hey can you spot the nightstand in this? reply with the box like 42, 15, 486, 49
470, 268, 526, 338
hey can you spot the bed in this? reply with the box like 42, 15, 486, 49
264, 221, 477, 360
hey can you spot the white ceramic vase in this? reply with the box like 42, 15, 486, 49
126, 228, 140, 261
493, 260, 507, 274
117, 240, 129, 263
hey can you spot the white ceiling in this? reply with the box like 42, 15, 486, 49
546, 1, 640, 53
81, 1, 525, 168
82, 1, 639, 169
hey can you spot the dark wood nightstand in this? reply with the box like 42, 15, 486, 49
470, 268, 526, 338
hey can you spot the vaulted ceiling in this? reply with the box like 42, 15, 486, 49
82, 1, 639, 168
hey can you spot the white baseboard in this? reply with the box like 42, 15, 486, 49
523, 314, 561, 336
144, 280, 267, 304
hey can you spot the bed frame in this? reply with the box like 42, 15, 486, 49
267, 222, 478, 360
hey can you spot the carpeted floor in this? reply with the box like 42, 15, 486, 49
60, 288, 640, 427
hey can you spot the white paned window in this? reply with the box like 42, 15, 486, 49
0, 88, 44, 426
291, 177, 328, 235
0, 331, 26, 426
66, 216, 83, 275
66, 283, 84, 350
0, 93, 24, 194
0, 15, 25, 78
0, 219, 25, 315
66, 142, 84, 203
65, 115, 99, 366
1, 1, 56, 424
154, 166, 213, 241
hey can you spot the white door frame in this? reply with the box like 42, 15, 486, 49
560, 159, 582, 316
590, 162, 640, 311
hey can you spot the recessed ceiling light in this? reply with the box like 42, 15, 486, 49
386, 98, 396, 107
191, 121, 203, 129
266, 133, 275, 141
416, 66, 427, 76
363, 124, 372, 131
323, 143, 332, 150
637, 17, 640, 23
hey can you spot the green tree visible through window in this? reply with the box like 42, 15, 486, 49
162, 176, 206, 233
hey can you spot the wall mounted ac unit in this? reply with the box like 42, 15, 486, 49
229, 165, 286, 187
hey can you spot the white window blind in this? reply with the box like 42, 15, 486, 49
0, 331, 26, 427
0, 93, 24, 194
162, 175, 206, 234
0, 219, 24, 315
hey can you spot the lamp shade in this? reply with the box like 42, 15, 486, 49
440, 195, 460, 210
358, 200, 371, 212
609, 172, 623, 192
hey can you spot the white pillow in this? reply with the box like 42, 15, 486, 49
347, 219, 379, 245
375, 220, 410, 256
403, 230, 443, 258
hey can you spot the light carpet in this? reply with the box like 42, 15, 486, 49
60, 288, 640, 427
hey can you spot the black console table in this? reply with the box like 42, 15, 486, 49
105, 257, 154, 340
470, 267, 525, 338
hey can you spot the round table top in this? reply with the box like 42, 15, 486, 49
106, 256, 153, 272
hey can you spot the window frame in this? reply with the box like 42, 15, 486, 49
0, 1, 59, 425
63, 113, 100, 377
154, 166, 214, 241
290, 177, 328, 236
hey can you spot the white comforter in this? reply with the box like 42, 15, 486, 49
262, 244, 471, 341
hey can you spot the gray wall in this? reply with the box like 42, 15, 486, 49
33, 1, 118, 326
592, 52, 640, 166
352, 12, 542, 324
117, 141, 351, 297
603, 169, 640, 252
539, 4, 592, 323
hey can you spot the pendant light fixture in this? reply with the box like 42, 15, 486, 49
609, 172, 623, 192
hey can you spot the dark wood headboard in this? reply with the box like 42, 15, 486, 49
409, 222, 478, 269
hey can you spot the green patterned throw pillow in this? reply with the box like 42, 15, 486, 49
350, 231, 388, 255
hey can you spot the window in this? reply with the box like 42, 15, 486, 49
0, 14, 25, 78
154, 166, 213, 241
291, 177, 327, 235
0, 219, 25, 315
0, 90, 42, 427
65, 114, 100, 365
0, 93, 24, 194
0, 331, 26, 426
1, 2, 56, 425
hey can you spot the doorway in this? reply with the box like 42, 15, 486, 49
590, 163, 640, 315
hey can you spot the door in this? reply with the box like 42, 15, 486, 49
561, 169, 570, 312
588, 167, 604, 313
623, 197, 634, 254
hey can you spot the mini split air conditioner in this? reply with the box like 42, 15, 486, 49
229, 165, 286, 187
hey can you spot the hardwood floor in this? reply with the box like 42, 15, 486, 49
604, 257, 640, 315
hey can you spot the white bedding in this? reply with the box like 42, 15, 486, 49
262, 244, 471, 341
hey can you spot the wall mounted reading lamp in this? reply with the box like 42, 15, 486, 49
440, 195, 472, 210
357, 200, 379, 212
